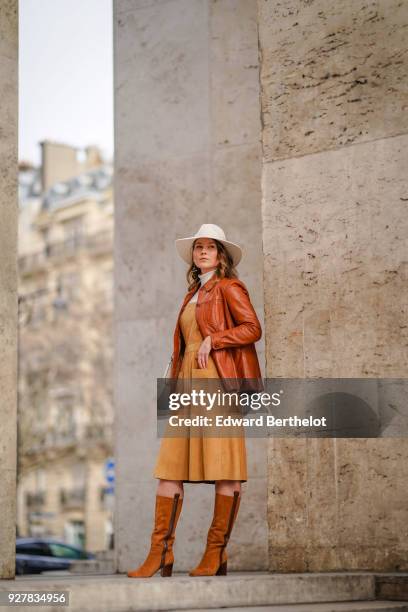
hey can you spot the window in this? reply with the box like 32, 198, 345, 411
61, 216, 84, 246
16, 543, 49, 556
55, 397, 76, 441
47, 543, 85, 559
59, 271, 81, 301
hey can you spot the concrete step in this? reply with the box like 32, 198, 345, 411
69, 558, 115, 574
69, 549, 115, 574
1, 572, 407, 612
376, 576, 408, 602
176, 603, 408, 612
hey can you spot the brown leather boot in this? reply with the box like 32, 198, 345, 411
189, 490, 240, 576
127, 493, 183, 578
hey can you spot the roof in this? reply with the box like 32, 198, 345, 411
41, 165, 113, 211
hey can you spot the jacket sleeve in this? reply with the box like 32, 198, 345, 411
209, 280, 262, 350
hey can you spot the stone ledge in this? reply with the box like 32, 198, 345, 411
178, 603, 408, 611
0, 571, 377, 611
376, 575, 408, 602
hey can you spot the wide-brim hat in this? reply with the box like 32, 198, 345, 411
175, 223, 242, 267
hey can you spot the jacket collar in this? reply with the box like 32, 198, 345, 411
200, 272, 219, 293
181, 272, 219, 310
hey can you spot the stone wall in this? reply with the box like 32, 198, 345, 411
0, 0, 18, 580
114, 0, 267, 572
258, 0, 408, 571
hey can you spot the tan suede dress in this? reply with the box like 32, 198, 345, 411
153, 301, 247, 484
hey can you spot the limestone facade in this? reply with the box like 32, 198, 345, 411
114, 0, 267, 573
258, 0, 408, 571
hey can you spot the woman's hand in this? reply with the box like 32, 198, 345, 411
197, 336, 212, 369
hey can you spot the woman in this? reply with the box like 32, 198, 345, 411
127, 223, 263, 578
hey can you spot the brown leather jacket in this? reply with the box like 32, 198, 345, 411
170, 274, 263, 390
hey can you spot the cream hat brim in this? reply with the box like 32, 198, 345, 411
175, 230, 242, 267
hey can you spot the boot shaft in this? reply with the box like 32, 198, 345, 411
128, 492, 183, 578
207, 491, 240, 548
150, 493, 183, 555
189, 490, 241, 577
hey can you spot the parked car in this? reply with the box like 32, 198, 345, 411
16, 537, 95, 575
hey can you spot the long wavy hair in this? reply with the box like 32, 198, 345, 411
186, 238, 238, 291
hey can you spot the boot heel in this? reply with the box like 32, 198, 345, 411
216, 560, 227, 575
160, 563, 173, 577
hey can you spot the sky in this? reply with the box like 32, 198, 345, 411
19, 0, 113, 166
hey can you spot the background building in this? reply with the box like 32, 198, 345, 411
17, 142, 114, 552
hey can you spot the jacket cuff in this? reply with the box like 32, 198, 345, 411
210, 331, 225, 350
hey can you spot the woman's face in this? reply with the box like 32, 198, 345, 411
192, 238, 219, 273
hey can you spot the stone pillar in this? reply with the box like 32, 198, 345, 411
259, 0, 408, 570
114, 0, 267, 572
0, 0, 18, 580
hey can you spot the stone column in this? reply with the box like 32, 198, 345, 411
259, 0, 408, 571
0, 0, 18, 580
114, 0, 267, 572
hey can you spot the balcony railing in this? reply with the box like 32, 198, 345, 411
26, 491, 46, 507
59, 487, 86, 510
19, 231, 113, 273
